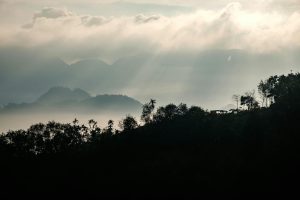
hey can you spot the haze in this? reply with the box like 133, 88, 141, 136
0, 0, 299, 131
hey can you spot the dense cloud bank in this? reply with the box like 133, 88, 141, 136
0, 1, 299, 61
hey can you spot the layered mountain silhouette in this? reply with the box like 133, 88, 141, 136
0, 87, 142, 114
1, 47, 298, 107
37, 87, 91, 105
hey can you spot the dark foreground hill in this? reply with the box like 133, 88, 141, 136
0, 73, 300, 198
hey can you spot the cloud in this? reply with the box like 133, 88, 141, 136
33, 7, 73, 20
81, 16, 110, 26
0, 0, 300, 111
1, 3, 300, 61
22, 7, 74, 29
134, 14, 161, 23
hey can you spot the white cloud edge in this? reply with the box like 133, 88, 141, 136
0, 2, 299, 61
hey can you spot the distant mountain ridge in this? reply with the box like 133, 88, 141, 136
37, 87, 91, 105
2, 48, 297, 108
0, 87, 142, 114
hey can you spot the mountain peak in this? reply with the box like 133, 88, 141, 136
37, 86, 91, 105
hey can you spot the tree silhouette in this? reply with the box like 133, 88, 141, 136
153, 104, 177, 122
1, 72, 300, 198
119, 115, 138, 131
177, 103, 188, 115
107, 120, 114, 134
141, 99, 156, 124
265, 73, 300, 108
258, 77, 277, 107
102, 120, 114, 136
88, 119, 101, 142
240, 90, 259, 110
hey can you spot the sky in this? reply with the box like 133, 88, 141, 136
1, 0, 300, 60
0, 0, 300, 109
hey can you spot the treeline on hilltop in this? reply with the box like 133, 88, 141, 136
0, 72, 300, 198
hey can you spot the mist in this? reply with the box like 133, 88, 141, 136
0, 112, 141, 133
0, 0, 299, 131
1, 1, 300, 198
0, 86, 142, 132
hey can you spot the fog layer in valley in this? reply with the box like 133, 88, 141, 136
0, 87, 142, 133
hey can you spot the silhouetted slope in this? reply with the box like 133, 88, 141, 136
1, 73, 300, 198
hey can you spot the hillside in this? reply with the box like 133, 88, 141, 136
0, 73, 300, 198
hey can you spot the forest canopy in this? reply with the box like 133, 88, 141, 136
0, 72, 300, 198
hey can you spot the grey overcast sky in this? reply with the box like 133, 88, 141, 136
0, 0, 300, 109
